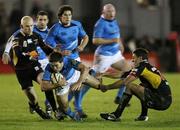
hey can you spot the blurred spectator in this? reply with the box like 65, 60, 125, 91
136, 35, 158, 51
30, 0, 42, 20
9, 1, 23, 33
0, 1, 8, 54
44, 4, 54, 27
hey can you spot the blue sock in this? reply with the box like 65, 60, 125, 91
116, 85, 126, 98
68, 91, 74, 102
74, 90, 82, 111
74, 85, 90, 112
65, 107, 75, 118
79, 85, 90, 103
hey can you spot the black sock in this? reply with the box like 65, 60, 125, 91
114, 93, 132, 118
44, 90, 57, 112
140, 101, 148, 116
29, 102, 39, 109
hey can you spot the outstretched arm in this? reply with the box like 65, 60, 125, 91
70, 62, 90, 91
100, 74, 137, 92
38, 37, 54, 56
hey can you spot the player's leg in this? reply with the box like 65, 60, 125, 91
111, 57, 131, 104
37, 72, 57, 116
77, 85, 90, 118
114, 85, 126, 104
39, 58, 53, 116
15, 69, 51, 119
23, 87, 51, 119
100, 83, 144, 121
75, 68, 97, 118
56, 86, 81, 121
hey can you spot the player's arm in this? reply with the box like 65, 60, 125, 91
101, 71, 123, 79
12, 39, 28, 59
70, 60, 100, 91
41, 80, 65, 91
41, 69, 66, 91
100, 74, 137, 92
70, 60, 90, 91
2, 35, 14, 64
12, 38, 38, 60
118, 38, 124, 53
93, 37, 120, 45
37, 36, 54, 56
77, 35, 89, 52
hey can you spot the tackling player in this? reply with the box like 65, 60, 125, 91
100, 48, 172, 121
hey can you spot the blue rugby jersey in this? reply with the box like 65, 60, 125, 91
43, 57, 80, 81
45, 20, 86, 59
93, 17, 121, 56
33, 25, 49, 60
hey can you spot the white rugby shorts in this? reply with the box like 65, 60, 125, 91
92, 51, 124, 73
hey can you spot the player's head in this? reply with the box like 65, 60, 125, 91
132, 48, 149, 67
20, 16, 34, 35
102, 4, 116, 20
57, 5, 73, 26
49, 52, 64, 72
36, 11, 49, 29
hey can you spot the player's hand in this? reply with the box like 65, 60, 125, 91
57, 77, 67, 87
61, 50, 72, 56
71, 82, 82, 91
2, 53, 10, 64
95, 72, 104, 79
99, 84, 108, 92
77, 45, 84, 52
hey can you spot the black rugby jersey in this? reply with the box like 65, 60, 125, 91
12, 31, 53, 70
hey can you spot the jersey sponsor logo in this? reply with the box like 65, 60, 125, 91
151, 67, 157, 71
23, 41, 28, 47
27, 39, 33, 44
34, 66, 40, 71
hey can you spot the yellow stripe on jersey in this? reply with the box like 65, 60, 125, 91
140, 67, 161, 88
12, 50, 18, 66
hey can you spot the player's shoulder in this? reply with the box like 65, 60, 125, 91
95, 17, 106, 27
13, 29, 22, 38
71, 20, 82, 26
33, 31, 42, 39
13, 29, 21, 37
49, 22, 61, 31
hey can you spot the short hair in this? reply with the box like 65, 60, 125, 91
133, 48, 149, 60
37, 11, 48, 17
49, 52, 63, 63
20, 16, 33, 25
57, 5, 73, 17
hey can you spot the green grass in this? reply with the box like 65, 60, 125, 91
0, 73, 180, 130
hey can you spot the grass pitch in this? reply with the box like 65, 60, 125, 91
0, 73, 179, 130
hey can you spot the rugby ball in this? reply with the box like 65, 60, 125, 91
51, 72, 64, 84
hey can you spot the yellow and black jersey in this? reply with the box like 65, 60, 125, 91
130, 61, 165, 90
